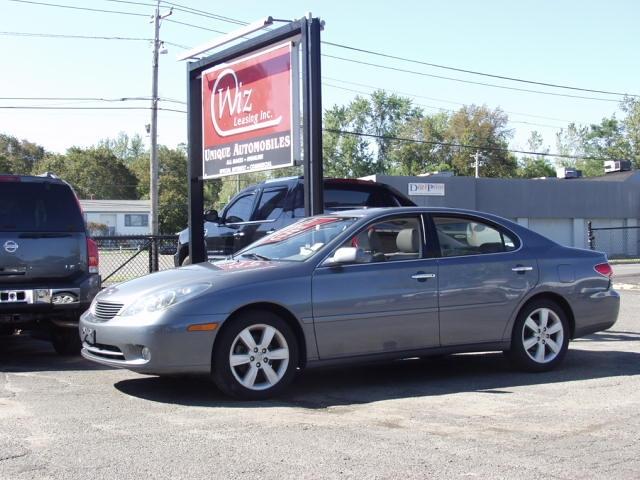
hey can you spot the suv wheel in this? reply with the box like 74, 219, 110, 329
52, 327, 81, 356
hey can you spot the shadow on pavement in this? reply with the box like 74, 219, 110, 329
113, 346, 640, 409
0, 333, 113, 372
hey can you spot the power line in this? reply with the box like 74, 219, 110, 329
325, 129, 619, 162
322, 41, 639, 99
159, 1, 247, 26
0, 106, 185, 112
164, 18, 226, 35
323, 54, 622, 103
8, 0, 148, 16
322, 76, 575, 123
0, 30, 152, 41
323, 82, 564, 130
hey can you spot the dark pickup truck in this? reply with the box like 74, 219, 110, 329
175, 177, 415, 265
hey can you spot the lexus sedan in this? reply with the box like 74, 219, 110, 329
80, 207, 620, 399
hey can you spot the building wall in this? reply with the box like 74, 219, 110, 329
85, 211, 150, 236
371, 174, 639, 257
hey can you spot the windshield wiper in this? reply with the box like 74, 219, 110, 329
239, 252, 271, 261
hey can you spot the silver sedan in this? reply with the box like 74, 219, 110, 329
80, 207, 620, 399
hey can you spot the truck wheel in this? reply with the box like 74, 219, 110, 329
52, 327, 81, 356
181, 255, 191, 266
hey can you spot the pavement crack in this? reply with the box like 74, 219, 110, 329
0, 451, 29, 462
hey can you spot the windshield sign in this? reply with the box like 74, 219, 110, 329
236, 216, 357, 262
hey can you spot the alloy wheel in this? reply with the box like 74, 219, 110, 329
521, 308, 564, 364
229, 324, 290, 391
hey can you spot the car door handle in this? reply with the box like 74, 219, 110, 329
233, 232, 245, 238
266, 229, 276, 234
411, 273, 436, 280
512, 266, 533, 273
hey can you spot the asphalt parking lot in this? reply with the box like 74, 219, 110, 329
1, 290, 639, 479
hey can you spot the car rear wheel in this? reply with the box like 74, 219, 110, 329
212, 311, 298, 400
52, 327, 81, 356
507, 299, 569, 372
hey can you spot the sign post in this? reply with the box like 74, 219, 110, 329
184, 17, 323, 264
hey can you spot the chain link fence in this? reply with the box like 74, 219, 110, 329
588, 223, 640, 260
93, 235, 179, 286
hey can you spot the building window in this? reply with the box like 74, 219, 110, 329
125, 214, 149, 227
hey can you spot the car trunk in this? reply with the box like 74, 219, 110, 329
0, 181, 87, 285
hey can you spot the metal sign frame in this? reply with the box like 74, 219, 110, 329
186, 17, 323, 264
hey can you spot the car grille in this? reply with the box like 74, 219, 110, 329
84, 343, 125, 360
93, 301, 123, 321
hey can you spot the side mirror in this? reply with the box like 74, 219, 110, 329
204, 209, 219, 223
326, 247, 358, 265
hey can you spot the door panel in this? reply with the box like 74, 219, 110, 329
312, 214, 439, 359
437, 252, 538, 345
312, 260, 439, 358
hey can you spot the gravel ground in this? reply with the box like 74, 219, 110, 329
1, 291, 639, 480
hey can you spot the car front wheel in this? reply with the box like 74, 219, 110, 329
212, 311, 298, 400
507, 299, 569, 372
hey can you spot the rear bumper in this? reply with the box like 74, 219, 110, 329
0, 274, 100, 328
572, 288, 620, 338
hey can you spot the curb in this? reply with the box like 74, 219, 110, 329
613, 283, 640, 291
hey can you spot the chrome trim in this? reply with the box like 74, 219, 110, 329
224, 219, 277, 226
83, 344, 125, 359
93, 301, 124, 321
512, 266, 534, 272
411, 273, 436, 279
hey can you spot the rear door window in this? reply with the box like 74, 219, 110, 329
0, 182, 85, 232
433, 216, 518, 257
324, 185, 399, 210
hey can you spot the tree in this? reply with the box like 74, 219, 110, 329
621, 96, 640, 168
0, 134, 46, 174
35, 147, 138, 199
518, 131, 556, 178
323, 91, 422, 177
98, 132, 146, 164
445, 105, 517, 178
388, 112, 451, 175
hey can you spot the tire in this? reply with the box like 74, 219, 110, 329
52, 327, 82, 356
212, 310, 299, 400
181, 255, 191, 266
507, 299, 569, 372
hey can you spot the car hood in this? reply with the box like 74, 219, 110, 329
95, 259, 298, 306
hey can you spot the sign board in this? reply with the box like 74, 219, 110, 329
408, 182, 445, 196
201, 42, 297, 178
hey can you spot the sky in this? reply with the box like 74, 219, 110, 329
1, 0, 638, 157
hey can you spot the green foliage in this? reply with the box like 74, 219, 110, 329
518, 131, 556, 178
0, 134, 46, 174
35, 146, 138, 199
98, 132, 145, 164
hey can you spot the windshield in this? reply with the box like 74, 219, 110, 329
236, 216, 358, 262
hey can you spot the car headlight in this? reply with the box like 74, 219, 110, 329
119, 283, 211, 317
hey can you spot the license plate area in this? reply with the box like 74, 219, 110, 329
82, 327, 96, 345
0, 290, 32, 304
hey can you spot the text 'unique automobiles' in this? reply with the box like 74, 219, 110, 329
80, 207, 619, 399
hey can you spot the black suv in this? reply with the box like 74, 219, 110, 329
175, 177, 415, 265
0, 174, 101, 354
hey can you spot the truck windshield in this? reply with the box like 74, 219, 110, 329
235, 216, 358, 262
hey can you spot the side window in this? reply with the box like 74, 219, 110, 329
434, 216, 517, 257
224, 194, 255, 223
338, 216, 422, 263
254, 188, 287, 221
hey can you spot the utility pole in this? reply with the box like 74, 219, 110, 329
472, 150, 482, 178
149, 1, 172, 237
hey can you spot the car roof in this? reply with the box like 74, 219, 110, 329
327, 206, 510, 218
0, 173, 67, 184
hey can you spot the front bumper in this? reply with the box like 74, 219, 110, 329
79, 310, 225, 375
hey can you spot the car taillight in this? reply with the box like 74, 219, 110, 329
0, 175, 20, 182
87, 238, 99, 274
594, 263, 613, 278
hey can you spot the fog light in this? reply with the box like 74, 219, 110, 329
51, 293, 77, 304
141, 347, 151, 361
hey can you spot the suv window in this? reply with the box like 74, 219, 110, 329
224, 194, 255, 223
254, 188, 287, 221
0, 182, 85, 232
434, 216, 517, 257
